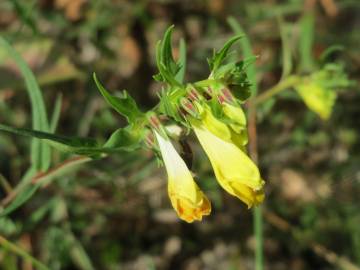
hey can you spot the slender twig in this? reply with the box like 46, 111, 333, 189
0, 235, 50, 270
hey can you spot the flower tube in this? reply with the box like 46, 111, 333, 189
190, 107, 265, 208
154, 131, 211, 222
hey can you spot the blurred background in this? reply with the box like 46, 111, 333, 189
0, 0, 359, 269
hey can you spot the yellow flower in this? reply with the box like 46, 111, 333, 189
222, 103, 247, 132
154, 131, 211, 222
197, 103, 248, 148
296, 81, 336, 120
222, 103, 248, 146
191, 108, 265, 208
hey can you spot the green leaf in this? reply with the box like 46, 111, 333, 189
50, 94, 62, 132
224, 61, 252, 101
103, 126, 143, 151
319, 45, 344, 64
299, 12, 315, 72
67, 231, 95, 270
208, 34, 243, 73
0, 123, 142, 155
153, 25, 183, 87
0, 123, 100, 155
0, 36, 51, 172
0, 235, 50, 270
93, 73, 143, 123
278, 17, 293, 79
161, 25, 179, 76
227, 17, 258, 96
158, 89, 183, 123
175, 38, 187, 83
0, 184, 40, 217
11, 0, 38, 34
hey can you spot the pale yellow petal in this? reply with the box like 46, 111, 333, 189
193, 125, 264, 190
155, 131, 211, 222
223, 103, 247, 132
200, 105, 232, 141
296, 82, 336, 120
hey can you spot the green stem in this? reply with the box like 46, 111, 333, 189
228, 17, 265, 270
0, 235, 50, 270
253, 75, 301, 105
254, 206, 264, 270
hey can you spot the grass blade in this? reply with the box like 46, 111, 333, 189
299, 12, 315, 72
50, 94, 62, 133
0, 235, 50, 270
0, 37, 50, 171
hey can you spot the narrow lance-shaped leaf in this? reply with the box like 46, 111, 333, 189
278, 17, 293, 79
0, 184, 40, 217
153, 25, 182, 87
93, 73, 143, 123
0, 123, 99, 155
299, 12, 315, 72
161, 25, 178, 74
227, 17, 258, 96
175, 38, 187, 84
0, 37, 51, 171
50, 94, 63, 132
208, 34, 243, 74
0, 123, 142, 155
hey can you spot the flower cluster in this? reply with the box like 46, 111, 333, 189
92, 26, 267, 223
148, 83, 265, 223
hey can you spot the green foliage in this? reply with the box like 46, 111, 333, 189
175, 39, 187, 84
153, 25, 183, 86
0, 183, 39, 217
228, 16, 259, 95
0, 36, 51, 172
299, 12, 315, 72
0, 123, 141, 155
208, 35, 243, 74
93, 73, 143, 123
